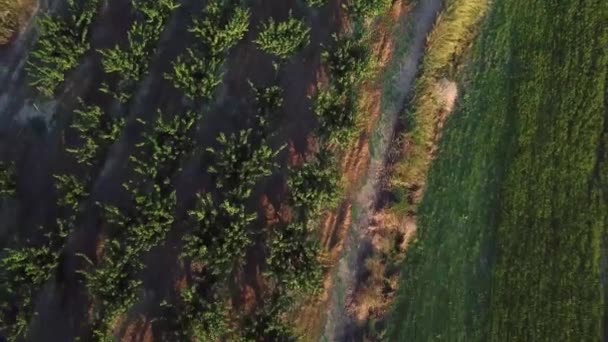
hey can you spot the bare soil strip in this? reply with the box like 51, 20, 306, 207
321, 0, 445, 340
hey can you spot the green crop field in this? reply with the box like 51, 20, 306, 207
388, 0, 608, 341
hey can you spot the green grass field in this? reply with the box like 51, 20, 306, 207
387, 0, 608, 340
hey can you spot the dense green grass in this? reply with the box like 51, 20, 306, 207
388, 0, 608, 341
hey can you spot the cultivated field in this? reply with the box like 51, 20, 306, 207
0, 0, 398, 340
388, 0, 608, 340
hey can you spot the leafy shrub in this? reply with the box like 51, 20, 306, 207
66, 103, 125, 166
167, 1, 249, 101
207, 129, 280, 199
83, 187, 176, 339
313, 87, 357, 145
184, 193, 256, 277
306, 0, 328, 8
266, 223, 324, 295
189, 2, 250, 56
0, 245, 58, 340
129, 111, 196, 183
0, 161, 16, 198
322, 34, 372, 91
100, 0, 179, 102
162, 288, 235, 341
54, 174, 88, 213
250, 83, 284, 139
254, 12, 310, 59
167, 50, 223, 100
80, 237, 142, 342
27, 0, 100, 97
241, 296, 298, 341
343, 0, 391, 19
287, 149, 340, 216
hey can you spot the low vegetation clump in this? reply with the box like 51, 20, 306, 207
100, 0, 179, 102
166, 1, 250, 101
343, 0, 391, 20
0, 161, 16, 198
306, 0, 327, 8
388, 0, 608, 340
287, 149, 340, 217
254, 12, 310, 60
313, 34, 372, 146
27, 0, 100, 98
66, 102, 124, 166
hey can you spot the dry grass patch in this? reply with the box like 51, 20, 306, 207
0, 0, 35, 45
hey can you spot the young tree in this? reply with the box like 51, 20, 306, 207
206, 129, 280, 199
254, 12, 310, 60
54, 174, 88, 214
184, 193, 256, 277
27, 0, 100, 97
306, 0, 327, 8
266, 222, 324, 296
0, 161, 16, 198
100, 0, 179, 102
313, 87, 357, 145
343, 0, 391, 19
287, 149, 340, 216
166, 1, 249, 102
167, 51, 224, 101
189, 2, 250, 56
252, 84, 283, 134
66, 103, 125, 166
322, 35, 371, 91
0, 244, 59, 340
162, 287, 235, 342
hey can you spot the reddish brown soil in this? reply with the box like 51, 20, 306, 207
292, 2, 413, 339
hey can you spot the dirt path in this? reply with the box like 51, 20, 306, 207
321, 0, 444, 340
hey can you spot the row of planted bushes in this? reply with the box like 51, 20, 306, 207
1, 0, 391, 340
81, 110, 194, 341
77, 1, 252, 340
0, 0, 248, 339
0, 104, 125, 341
154, 3, 352, 337
163, 84, 284, 340
100, 0, 179, 102
0, 0, 177, 339
0, 101, 124, 340
261, 0, 392, 336
176, 0, 391, 338
27, 0, 100, 98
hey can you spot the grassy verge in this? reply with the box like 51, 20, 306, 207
390, 0, 488, 210
387, 0, 608, 340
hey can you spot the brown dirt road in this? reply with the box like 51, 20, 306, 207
319, 0, 445, 340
